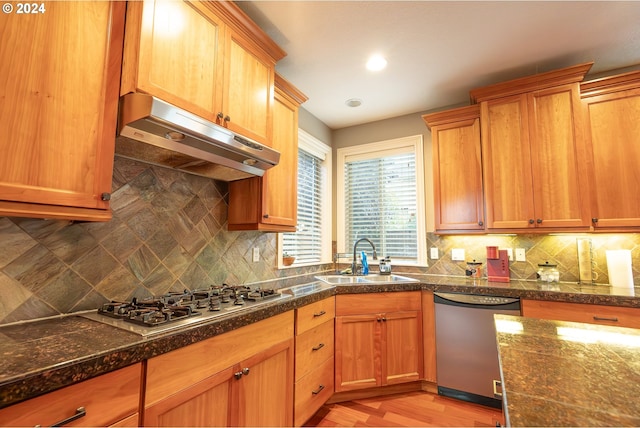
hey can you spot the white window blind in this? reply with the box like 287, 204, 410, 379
282, 148, 323, 264
344, 151, 418, 259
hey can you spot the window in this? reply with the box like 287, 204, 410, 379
337, 135, 427, 266
279, 130, 332, 267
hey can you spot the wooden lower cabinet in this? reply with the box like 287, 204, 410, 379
422, 290, 437, 383
335, 292, 423, 392
143, 312, 294, 427
293, 297, 335, 426
522, 299, 640, 329
0, 364, 142, 427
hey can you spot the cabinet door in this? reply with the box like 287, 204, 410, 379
528, 84, 590, 228
144, 367, 234, 427
236, 338, 294, 427
262, 89, 298, 228
223, 30, 275, 145
227, 88, 298, 231
431, 117, 484, 231
125, 0, 225, 121
382, 311, 423, 385
481, 95, 536, 229
335, 314, 381, 392
0, 1, 124, 220
583, 87, 640, 228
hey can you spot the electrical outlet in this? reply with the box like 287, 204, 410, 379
430, 247, 439, 259
451, 248, 465, 261
252, 247, 260, 262
507, 248, 514, 261
515, 248, 526, 262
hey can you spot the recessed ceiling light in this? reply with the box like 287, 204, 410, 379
366, 54, 387, 71
345, 98, 362, 108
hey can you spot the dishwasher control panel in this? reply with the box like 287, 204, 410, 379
434, 292, 520, 307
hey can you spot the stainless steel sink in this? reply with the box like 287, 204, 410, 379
315, 274, 419, 285
278, 281, 336, 296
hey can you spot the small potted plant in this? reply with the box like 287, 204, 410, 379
282, 252, 296, 266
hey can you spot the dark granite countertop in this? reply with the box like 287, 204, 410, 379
1, 273, 639, 410
495, 314, 640, 426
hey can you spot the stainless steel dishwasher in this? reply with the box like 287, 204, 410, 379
434, 292, 521, 409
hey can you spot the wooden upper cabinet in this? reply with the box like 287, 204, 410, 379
228, 74, 308, 232
122, 0, 225, 121
481, 94, 535, 229
423, 105, 485, 232
121, 0, 285, 145
580, 71, 640, 229
0, 1, 125, 221
472, 63, 593, 231
223, 30, 275, 144
528, 84, 590, 229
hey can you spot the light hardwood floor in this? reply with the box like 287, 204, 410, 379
304, 391, 505, 427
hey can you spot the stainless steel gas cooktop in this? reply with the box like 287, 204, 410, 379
81, 285, 291, 337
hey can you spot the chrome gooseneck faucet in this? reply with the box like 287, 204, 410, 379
351, 238, 378, 275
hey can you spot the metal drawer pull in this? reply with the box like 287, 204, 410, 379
492, 380, 502, 398
593, 316, 619, 322
312, 343, 325, 351
313, 310, 326, 317
312, 384, 325, 395
49, 406, 86, 427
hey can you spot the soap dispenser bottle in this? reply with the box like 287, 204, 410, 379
361, 251, 369, 275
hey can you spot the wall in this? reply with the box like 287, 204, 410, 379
0, 157, 331, 325
299, 107, 332, 146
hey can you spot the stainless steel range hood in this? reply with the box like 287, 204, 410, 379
116, 93, 280, 181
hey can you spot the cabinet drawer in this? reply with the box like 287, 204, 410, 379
522, 300, 640, 329
294, 356, 334, 427
296, 297, 335, 334
295, 319, 334, 381
336, 291, 421, 316
0, 363, 141, 427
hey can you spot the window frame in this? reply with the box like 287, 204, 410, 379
336, 135, 427, 267
277, 129, 333, 268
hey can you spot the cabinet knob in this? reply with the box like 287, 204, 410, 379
224, 115, 231, 123
217, 112, 224, 120
536, 218, 543, 224
528, 219, 535, 224
263, 214, 269, 219
478, 221, 484, 226
242, 367, 250, 376
592, 217, 599, 224
234, 371, 243, 380
101, 192, 111, 201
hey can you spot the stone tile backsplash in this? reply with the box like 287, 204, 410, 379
1, 156, 639, 324
425, 233, 640, 285
0, 157, 330, 325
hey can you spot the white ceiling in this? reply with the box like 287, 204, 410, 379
236, 1, 640, 130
